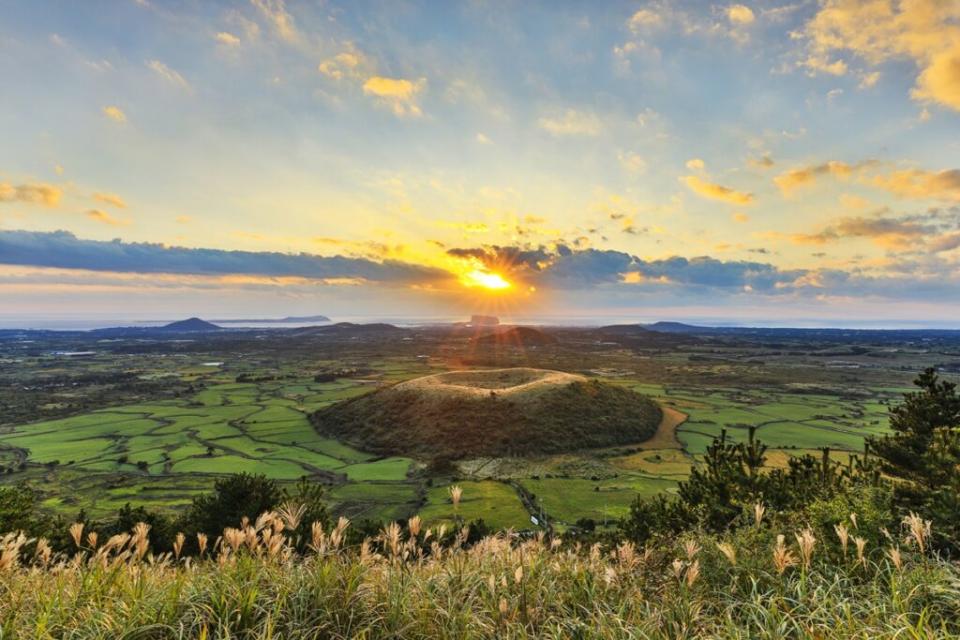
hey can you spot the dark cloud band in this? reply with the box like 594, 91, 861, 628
0, 230, 448, 284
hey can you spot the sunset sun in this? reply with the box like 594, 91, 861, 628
461, 269, 512, 291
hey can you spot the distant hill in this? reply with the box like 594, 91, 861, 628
159, 317, 222, 332
469, 315, 500, 326
644, 321, 707, 333
472, 326, 559, 347
597, 324, 657, 335
215, 314, 330, 324
312, 368, 661, 459
324, 322, 404, 332
88, 317, 222, 338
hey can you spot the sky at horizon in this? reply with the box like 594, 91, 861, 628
1, 0, 959, 325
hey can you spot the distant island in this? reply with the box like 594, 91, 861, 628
213, 315, 331, 324
158, 317, 222, 332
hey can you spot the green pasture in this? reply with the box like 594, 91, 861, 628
0, 373, 419, 517
419, 481, 531, 530
521, 475, 679, 525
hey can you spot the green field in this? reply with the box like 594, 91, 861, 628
0, 375, 418, 519
418, 480, 532, 530
0, 352, 898, 531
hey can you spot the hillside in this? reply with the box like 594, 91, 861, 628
310, 367, 661, 459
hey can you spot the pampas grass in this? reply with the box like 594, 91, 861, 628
0, 514, 958, 638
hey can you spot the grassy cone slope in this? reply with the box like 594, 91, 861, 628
311, 368, 662, 459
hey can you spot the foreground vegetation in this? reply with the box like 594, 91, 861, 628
1, 366, 959, 637
1, 505, 958, 638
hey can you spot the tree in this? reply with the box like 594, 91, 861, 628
100, 503, 177, 553
619, 427, 872, 544
869, 368, 960, 476
168, 474, 333, 554
178, 473, 283, 539
868, 368, 960, 550
0, 484, 49, 536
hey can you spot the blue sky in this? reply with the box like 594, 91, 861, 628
1, 1, 959, 325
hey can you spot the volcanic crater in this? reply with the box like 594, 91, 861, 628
310, 367, 662, 460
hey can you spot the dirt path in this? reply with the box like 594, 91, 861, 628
644, 405, 688, 449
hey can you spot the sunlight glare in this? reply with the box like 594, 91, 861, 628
461, 269, 512, 291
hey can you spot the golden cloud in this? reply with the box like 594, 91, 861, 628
86, 209, 129, 226
0, 182, 62, 207
726, 4, 755, 25
215, 31, 240, 46
799, 0, 960, 111
319, 51, 365, 80
628, 8, 664, 31
681, 175, 753, 204
872, 168, 960, 201
803, 55, 848, 76
362, 76, 426, 117
913, 42, 960, 111
93, 192, 127, 208
773, 160, 869, 195
791, 215, 937, 250
621, 271, 671, 284
102, 105, 127, 123
250, 0, 298, 44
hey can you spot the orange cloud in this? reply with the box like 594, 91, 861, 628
773, 160, 865, 195
873, 168, 960, 202
726, 4, 755, 26
799, 0, 960, 112
86, 209, 129, 226
318, 51, 366, 80
362, 76, 426, 117
681, 175, 753, 204
0, 182, 62, 206
250, 0, 299, 43
93, 192, 127, 208
791, 215, 936, 250
913, 43, 960, 111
